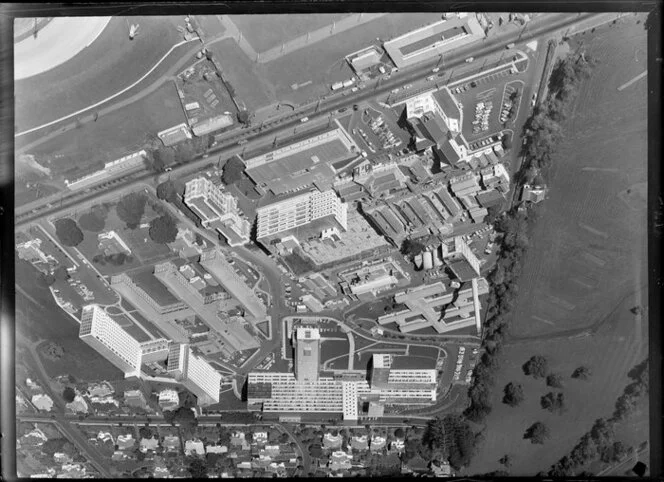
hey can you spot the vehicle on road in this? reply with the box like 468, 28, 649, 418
506, 42, 516, 49
465, 57, 475, 63
426, 75, 435, 81
300, 117, 309, 123
432, 67, 440, 73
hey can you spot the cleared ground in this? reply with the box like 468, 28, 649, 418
511, 17, 648, 339
466, 16, 649, 476
230, 14, 353, 53
15, 16, 185, 131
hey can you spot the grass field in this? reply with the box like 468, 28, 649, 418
15, 16, 185, 131
510, 17, 648, 339
27, 80, 186, 177
15, 258, 124, 382
320, 339, 350, 366
230, 14, 353, 53
466, 17, 649, 476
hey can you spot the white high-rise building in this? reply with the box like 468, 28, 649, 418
256, 189, 348, 241
294, 327, 321, 383
79, 305, 143, 378
184, 177, 251, 246
167, 343, 221, 406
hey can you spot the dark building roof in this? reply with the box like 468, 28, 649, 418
435, 140, 461, 164
419, 113, 449, 145
447, 259, 479, 282
434, 187, 461, 216
476, 189, 504, 208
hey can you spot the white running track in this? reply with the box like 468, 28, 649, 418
14, 17, 112, 80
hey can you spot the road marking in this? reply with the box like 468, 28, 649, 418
581, 167, 620, 172
532, 315, 555, 326
16, 38, 200, 138
617, 70, 647, 91
578, 222, 609, 239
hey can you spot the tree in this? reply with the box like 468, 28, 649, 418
139, 426, 153, 439
524, 422, 550, 444
572, 366, 592, 380
36, 272, 56, 288
116, 192, 147, 229
54, 218, 84, 246
546, 373, 564, 388
499, 454, 512, 468
394, 428, 404, 439
601, 441, 629, 463
62, 386, 76, 403
152, 147, 176, 171
188, 458, 207, 478
221, 156, 245, 185
540, 392, 566, 413
502, 382, 524, 407
423, 417, 446, 449
523, 355, 549, 379
148, 215, 179, 244
502, 132, 513, 150
237, 110, 250, 125
400, 238, 425, 257
78, 208, 106, 232
485, 203, 504, 225
156, 180, 178, 202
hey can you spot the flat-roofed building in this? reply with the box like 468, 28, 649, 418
348, 47, 382, 73
167, 343, 221, 406
184, 177, 250, 247
158, 123, 192, 147
79, 305, 142, 378
442, 236, 480, 282
377, 279, 489, 334
294, 327, 321, 383
384, 17, 485, 69
198, 248, 267, 322
256, 189, 348, 244
370, 354, 437, 392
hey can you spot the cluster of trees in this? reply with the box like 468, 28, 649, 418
400, 238, 426, 258
44, 342, 64, 360
221, 156, 246, 185
520, 51, 596, 175
421, 415, 480, 471
572, 365, 592, 380
35, 265, 69, 289
148, 214, 179, 244
612, 358, 648, 422
524, 422, 550, 444
502, 382, 524, 407
41, 438, 76, 457
546, 373, 564, 388
523, 355, 549, 379
62, 386, 76, 403
540, 392, 566, 413
547, 358, 648, 476
150, 136, 214, 172
116, 192, 147, 229
78, 205, 109, 232
156, 179, 204, 228
54, 218, 84, 247
464, 208, 531, 423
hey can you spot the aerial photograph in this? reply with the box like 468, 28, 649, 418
9, 8, 654, 479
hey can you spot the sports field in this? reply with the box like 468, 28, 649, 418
510, 17, 648, 339
15, 16, 186, 131
230, 14, 353, 53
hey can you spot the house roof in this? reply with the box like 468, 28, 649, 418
475, 189, 504, 208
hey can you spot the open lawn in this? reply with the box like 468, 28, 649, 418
511, 18, 648, 339
27, 80, 186, 178
320, 339, 350, 366
231, 14, 353, 53
15, 16, 186, 131
15, 258, 124, 382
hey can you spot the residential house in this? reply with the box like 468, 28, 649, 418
349, 435, 369, 452
65, 395, 88, 414
86, 381, 115, 398
403, 455, 429, 474
328, 451, 352, 471
266, 462, 287, 477
230, 431, 250, 451
31, 393, 54, 412
253, 431, 269, 445
262, 444, 281, 458
206, 443, 227, 454
111, 451, 128, 462
370, 435, 386, 452
185, 439, 205, 456
158, 388, 180, 410
117, 434, 135, 450
153, 466, 171, 478
123, 389, 147, 409
96, 431, 114, 445
57, 463, 86, 478
323, 432, 343, 450
140, 436, 160, 453
431, 460, 453, 477
389, 438, 405, 453
53, 453, 73, 465
163, 435, 180, 453
21, 428, 48, 447
29, 468, 56, 478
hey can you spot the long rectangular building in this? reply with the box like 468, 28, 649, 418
384, 16, 485, 68
256, 189, 348, 243
167, 343, 222, 406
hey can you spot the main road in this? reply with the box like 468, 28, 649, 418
15, 12, 611, 227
